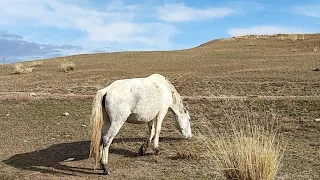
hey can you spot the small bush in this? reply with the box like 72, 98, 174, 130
59, 60, 75, 72
12, 63, 35, 74
199, 111, 284, 180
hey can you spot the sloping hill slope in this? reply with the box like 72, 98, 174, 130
0, 34, 320, 179
0, 34, 319, 97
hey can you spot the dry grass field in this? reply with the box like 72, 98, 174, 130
0, 34, 319, 179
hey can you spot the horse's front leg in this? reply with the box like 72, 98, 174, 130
153, 109, 168, 155
139, 120, 155, 156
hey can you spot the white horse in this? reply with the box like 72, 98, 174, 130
89, 74, 192, 175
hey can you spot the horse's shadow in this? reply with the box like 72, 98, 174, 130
3, 137, 183, 175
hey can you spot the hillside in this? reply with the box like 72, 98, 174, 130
0, 34, 319, 97
0, 34, 320, 179
198, 33, 320, 53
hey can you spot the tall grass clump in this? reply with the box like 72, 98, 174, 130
12, 63, 35, 74
199, 105, 285, 180
59, 59, 75, 72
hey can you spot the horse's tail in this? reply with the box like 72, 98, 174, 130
89, 88, 108, 168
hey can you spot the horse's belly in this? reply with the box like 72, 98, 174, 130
126, 113, 156, 124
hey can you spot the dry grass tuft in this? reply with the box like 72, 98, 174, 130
313, 46, 319, 52
290, 34, 299, 42
59, 60, 76, 72
299, 34, 305, 40
199, 107, 285, 180
12, 63, 25, 74
12, 63, 35, 74
24, 67, 35, 73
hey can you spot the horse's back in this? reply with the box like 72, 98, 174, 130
103, 75, 172, 123
106, 74, 169, 101
147, 73, 167, 82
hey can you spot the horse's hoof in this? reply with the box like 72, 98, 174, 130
102, 170, 110, 175
101, 165, 111, 175
154, 148, 160, 155
139, 145, 145, 156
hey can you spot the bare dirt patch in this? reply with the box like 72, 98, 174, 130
0, 98, 319, 179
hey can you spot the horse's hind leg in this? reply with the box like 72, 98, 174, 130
100, 110, 111, 163
139, 120, 155, 156
100, 119, 126, 175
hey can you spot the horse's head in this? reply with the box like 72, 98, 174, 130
175, 110, 192, 139
167, 79, 192, 139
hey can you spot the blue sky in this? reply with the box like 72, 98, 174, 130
0, 0, 319, 63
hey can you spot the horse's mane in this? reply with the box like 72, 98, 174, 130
165, 78, 185, 112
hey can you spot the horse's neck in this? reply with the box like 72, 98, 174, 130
168, 83, 183, 115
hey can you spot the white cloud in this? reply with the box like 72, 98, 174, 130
292, 4, 320, 18
0, 0, 180, 50
157, 3, 234, 22
227, 25, 310, 37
